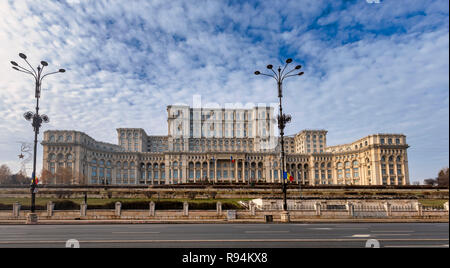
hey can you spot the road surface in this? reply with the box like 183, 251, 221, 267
0, 223, 448, 248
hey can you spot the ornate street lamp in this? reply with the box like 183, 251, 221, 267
11, 53, 65, 214
255, 58, 304, 213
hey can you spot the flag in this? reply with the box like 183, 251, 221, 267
283, 172, 294, 182
31, 177, 39, 185
230, 156, 235, 163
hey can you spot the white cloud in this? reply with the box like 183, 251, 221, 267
0, 0, 447, 183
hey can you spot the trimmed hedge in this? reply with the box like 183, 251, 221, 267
53, 200, 79, 210
0, 204, 12, 210
0, 200, 243, 211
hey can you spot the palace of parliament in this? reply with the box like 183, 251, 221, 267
42, 105, 410, 186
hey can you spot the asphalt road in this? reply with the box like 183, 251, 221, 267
0, 223, 448, 248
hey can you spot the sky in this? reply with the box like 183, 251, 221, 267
0, 0, 448, 183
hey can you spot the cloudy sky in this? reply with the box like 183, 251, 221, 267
0, 0, 448, 183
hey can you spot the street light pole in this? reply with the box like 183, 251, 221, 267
255, 59, 304, 212
11, 53, 65, 213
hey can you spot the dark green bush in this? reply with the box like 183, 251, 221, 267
53, 200, 79, 210
0, 204, 12, 210
155, 201, 183, 210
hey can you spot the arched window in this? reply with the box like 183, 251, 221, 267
49, 135, 55, 142
92, 159, 97, 165
353, 160, 359, 166
67, 154, 72, 161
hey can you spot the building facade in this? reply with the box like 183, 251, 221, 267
41, 105, 410, 186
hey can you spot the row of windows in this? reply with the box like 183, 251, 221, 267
381, 156, 402, 162
380, 138, 402, 145
48, 154, 73, 161
49, 134, 72, 142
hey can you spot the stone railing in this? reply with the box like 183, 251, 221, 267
1, 201, 448, 223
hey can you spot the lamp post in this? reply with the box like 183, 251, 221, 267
255, 58, 304, 212
11, 53, 65, 213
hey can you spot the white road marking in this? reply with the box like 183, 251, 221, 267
384, 244, 449, 248
245, 231, 290, 234
112, 232, 160, 234
373, 234, 411, 236
371, 230, 414, 233
351, 234, 371, 238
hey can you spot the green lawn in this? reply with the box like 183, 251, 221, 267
419, 199, 448, 208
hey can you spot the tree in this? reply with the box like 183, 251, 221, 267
40, 169, 55, 185
0, 165, 29, 185
424, 178, 437, 186
55, 167, 74, 184
0, 164, 12, 184
437, 167, 449, 187
76, 171, 87, 185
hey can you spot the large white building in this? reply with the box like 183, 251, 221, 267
42, 105, 410, 186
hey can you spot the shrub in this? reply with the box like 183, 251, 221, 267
53, 200, 79, 210
155, 201, 183, 210
0, 203, 12, 210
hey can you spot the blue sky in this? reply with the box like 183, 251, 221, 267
0, 0, 448, 183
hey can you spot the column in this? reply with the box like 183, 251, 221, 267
214, 160, 217, 183
235, 159, 238, 183
207, 161, 210, 182
144, 167, 148, 185
183, 159, 188, 184
242, 160, 245, 183
193, 166, 197, 183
